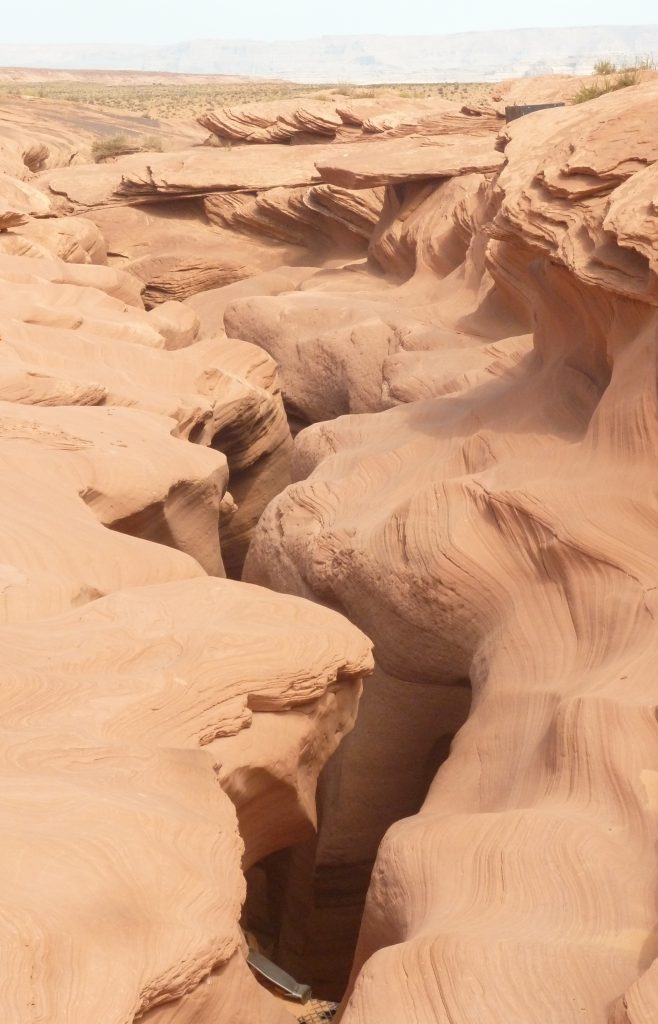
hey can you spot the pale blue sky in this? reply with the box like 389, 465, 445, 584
5, 0, 657, 44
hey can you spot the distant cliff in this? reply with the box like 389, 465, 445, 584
0, 26, 657, 82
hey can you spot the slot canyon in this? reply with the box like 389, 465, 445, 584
1, 66, 657, 1024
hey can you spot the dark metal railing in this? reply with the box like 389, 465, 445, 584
505, 103, 566, 122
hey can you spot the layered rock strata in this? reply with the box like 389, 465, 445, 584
0, 245, 293, 578
243, 81, 658, 1022
223, 137, 513, 426
37, 143, 385, 303
0, 240, 373, 1023
3, 74, 657, 1024
0, 576, 372, 1023
198, 95, 501, 145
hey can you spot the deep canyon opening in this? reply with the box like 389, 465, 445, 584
241, 669, 473, 1000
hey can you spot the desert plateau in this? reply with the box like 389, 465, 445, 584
1, 28, 658, 1024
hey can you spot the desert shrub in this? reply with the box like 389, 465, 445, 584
91, 135, 138, 161
139, 134, 164, 152
206, 136, 233, 149
331, 84, 378, 98
622, 54, 656, 71
91, 133, 163, 162
591, 54, 655, 78
573, 67, 639, 104
572, 81, 610, 103
592, 59, 616, 75
615, 68, 640, 88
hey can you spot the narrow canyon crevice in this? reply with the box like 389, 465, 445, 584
1, 66, 658, 1024
241, 670, 473, 1000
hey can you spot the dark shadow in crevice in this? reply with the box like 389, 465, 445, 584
242, 667, 473, 1001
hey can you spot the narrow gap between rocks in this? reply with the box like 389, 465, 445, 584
241, 671, 473, 1002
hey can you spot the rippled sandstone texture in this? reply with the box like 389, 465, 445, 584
0, 93, 378, 1023
0, 577, 371, 1023
244, 80, 658, 1022
0, 289, 373, 1019
2, 72, 658, 1024
0, 262, 374, 1021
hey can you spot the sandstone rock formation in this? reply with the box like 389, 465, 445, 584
222, 166, 508, 425
88, 202, 303, 305
37, 142, 385, 303
40, 145, 334, 208
203, 183, 384, 254
198, 95, 501, 146
0, 212, 106, 262
0, 251, 295, 576
199, 98, 349, 144
0, 189, 373, 1023
2, 68, 658, 1024
0, 95, 204, 171
242, 80, 658, 1020
0, 576, 371, 1023
0, 169, 52, 229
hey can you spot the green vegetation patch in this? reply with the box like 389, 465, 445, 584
575, 54, 655, 103
91, 133, 163, 162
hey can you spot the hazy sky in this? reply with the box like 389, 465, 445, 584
5, 0, 657, 44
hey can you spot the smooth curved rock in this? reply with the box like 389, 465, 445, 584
245, 79, 658, 1022
89, 203, 304, 306
223, 171, 517, 425
0, 215, 373, 1023
0, 250, 145, 304
0, 213, 107, 262
0, 171, 52, 217
0, 95, 205, 172
3, 70, 658, 1024
0, 576, 372, 1022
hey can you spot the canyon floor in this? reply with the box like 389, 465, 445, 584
1, 65, 657, 1024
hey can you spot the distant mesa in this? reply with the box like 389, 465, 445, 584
0, 26, 656, 82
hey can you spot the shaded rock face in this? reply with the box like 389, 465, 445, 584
241, 81, 658, 1021
0, 252, 297, 581
37, 143, 387, 306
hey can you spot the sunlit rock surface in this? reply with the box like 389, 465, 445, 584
1, 73, 657, 1024
245, 81, 658, 1022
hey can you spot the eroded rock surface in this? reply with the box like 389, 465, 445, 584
198, 94, 502, 145
0, 577, 371, 1023
3, 72, 658, 1024
244, 80, 658, 1022
0, 221, 373, 1023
